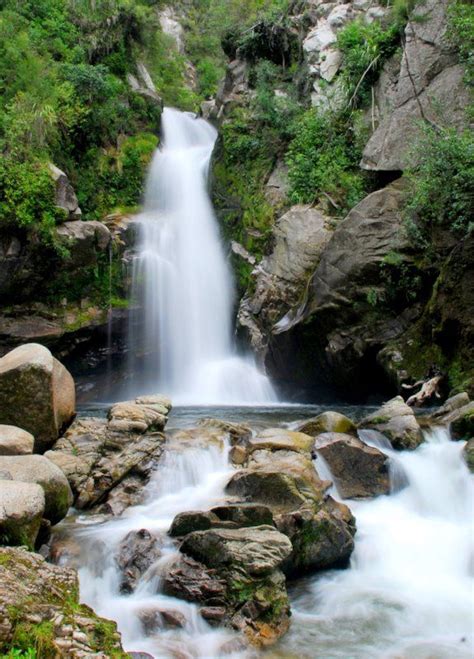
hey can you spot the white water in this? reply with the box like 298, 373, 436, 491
278, 427, 474, 658
129, 108, 275, 405
71, 439, 250, 658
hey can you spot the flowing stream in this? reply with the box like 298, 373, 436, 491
60, 414, 473, 659
129, 108, 275, 405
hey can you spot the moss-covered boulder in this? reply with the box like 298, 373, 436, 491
164, 526, 292, 647
0, 547, 126, 656
360, 396, 423, 450
448, 402, 474, 441
295, 411, 357, 437
0, 455, 72, 525
462, 439, 474, 473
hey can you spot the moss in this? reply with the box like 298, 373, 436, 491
10, 620, 56, 657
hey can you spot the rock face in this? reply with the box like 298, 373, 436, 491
0, 547, 125, 656
164, 526, 292, 647
361, 0, 471, 171
360, 396, 423, 450
116, 529, 162, 593
45, 395, 171, 511
0, 455, 72, 524
0, 425, 34, 455
0, 343, 75, 453
314, 432, 390, 498
238, 205, 332, 359
0, 481, 45, 548
56, 220, 111, 268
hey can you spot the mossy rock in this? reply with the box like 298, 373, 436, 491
450, 404, 474, 440
295, 411, 357, 437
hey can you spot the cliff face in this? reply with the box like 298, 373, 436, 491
212, 0, 473, 400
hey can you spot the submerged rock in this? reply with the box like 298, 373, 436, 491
116, 529, 161, 593
0, 425, 34, 455
314, 432, 390, 498
0, 480, 45, 549
0, 546, 126, 656
0, 343, 75, 452
360, 396, 423, 450
0, 454, 72, 525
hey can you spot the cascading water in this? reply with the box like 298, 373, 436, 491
277, 426, 474, 658
129, 108, 275, 405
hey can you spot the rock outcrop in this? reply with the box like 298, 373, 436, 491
48, 164, 82, 220
0, 343, 75, 452
46, 395, 171, 511
0, 547, 126, 656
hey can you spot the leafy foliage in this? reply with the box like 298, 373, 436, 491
447, 0, 474, 86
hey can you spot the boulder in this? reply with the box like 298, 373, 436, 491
169, 511, 218, 537
360, 396, 423, 450
447, 402, 474, 441
295, 411, 357, 437
48, 163, 81, 219
56, 220, 111, 268
108, 395, 171, 434
197, 417, 252, 444
0, 425, 34, 455
116, 529, 161, 593
462, 439, 474, 473
165, 526, 292, 647
139, 607, 186, 634
0, 547, 124, 655
0, 481, 45, 548
314, 432, 390, 498
180, 526, 292, 576
0, 455, 72, 525
246, 428, 315, 455
431, 393, 470, 421
0, 343, 75, 453
45, 412, 166, 511
210, 504, 274, 529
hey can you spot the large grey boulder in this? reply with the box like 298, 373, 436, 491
238, 205, 332, 358
0, 481, 45, 548
314, 432, 390, 498
0, 425, 34, 455
0, 455, 72, 525
0, 343, 75, 453
360, 396, 423, 450
361, 0, 471, 171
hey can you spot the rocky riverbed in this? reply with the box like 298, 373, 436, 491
0, 342, 472, 656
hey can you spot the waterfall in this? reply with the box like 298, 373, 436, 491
129, 108, 275, 405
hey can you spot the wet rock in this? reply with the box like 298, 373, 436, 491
199, 606, 226, 624
361, 396, 423, 450
430, 393, 470, 422
0, 343, 75, 453
295, 411, 357, 437
0, 481, 45, 548
45, 398, 168, 510
165, 528, 291, 647
170, 426, 228, 450
0, 455, 72, 524
0, 546, 125, 655
197, 418, 252, 444
0, 425, 34, 455
181, 526, 292, 576
247, 428, 315, 455
462, 439, 474, 473
139, 607, 186, 634
229, 445, 247, 465
315, 432, 390, 498
116, 529, 162, 593
447, 402, 474, 441
210, 504, 274, 528
169, 511, 218, 537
